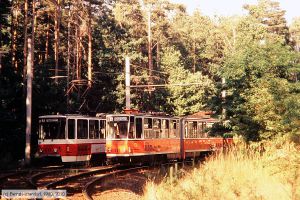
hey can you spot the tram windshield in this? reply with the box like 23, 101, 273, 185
39, 118, 66, 140
107, 116, 129, 139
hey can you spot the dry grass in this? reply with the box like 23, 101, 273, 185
144, 137, 300, 200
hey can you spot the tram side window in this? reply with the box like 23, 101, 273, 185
169, 120, 176, 138
197, 122, 202, 138
187, 121, 197, 138
203, 122, 208, 137
193, 122, 197, 138
187, 122, 192, 138
100, 120, 105, 139
144, 118, 152, 138
77, 119, 88, 139
136, 118, 142, 138
184, 122, 188, 138
199, 122, 207, 137
68, 119, 75, 139
89, 120, 99, 139
161, 119, 169, 138
153, 119, 161, 138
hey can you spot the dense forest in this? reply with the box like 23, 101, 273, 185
0, 0, 300, 164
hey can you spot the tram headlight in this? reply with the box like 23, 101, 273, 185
66, 146, 70, 152
54, 148, 57, 153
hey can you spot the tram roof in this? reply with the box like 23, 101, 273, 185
183, 117, 219, 123
39, 114, 105, 119
106, 113, 179, 119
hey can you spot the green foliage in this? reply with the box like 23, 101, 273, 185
210, 122, 232, 137
215, 12, 300, 141
161, 46, 215, 115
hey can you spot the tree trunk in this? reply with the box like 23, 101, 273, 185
54, 0, 61, 83
148, 9, 153, 83
45, 13, 50, 61
67, 6, 71, 112
11, 1, 18, 70
87, 2, 92, 87
193, 41, 196, 73
25, 37, 32, 166
79, 35, 82, 80
76, 26, 80, 80
25, 0, 35, 166
31, 0, 36, 78
157, 40, 160, 69
23, 0, 28, 83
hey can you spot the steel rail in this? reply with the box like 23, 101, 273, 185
43, 165, 119, 189
28, 168, 88, 188
82, 166, 149, 200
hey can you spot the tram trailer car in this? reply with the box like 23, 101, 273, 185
105, 113, 233, 163
37, 115, 106, 163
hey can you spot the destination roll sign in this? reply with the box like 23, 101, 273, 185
108, 116, 129, 122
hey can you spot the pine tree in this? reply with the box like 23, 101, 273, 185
244, 0, 289, 43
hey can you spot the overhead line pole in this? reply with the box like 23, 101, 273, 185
221, 78, 226, 122
125, 57, 131, 110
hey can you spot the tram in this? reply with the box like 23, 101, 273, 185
105, 111, 233, 163
37, 114, 106, 162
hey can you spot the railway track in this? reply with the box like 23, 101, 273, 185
83, 166, 150, 200
29, 168, 89, 188
0, 166, 65, 190
83, 161, 195, 200
0, 160, 198, 199
0, 165, 115, 191
51, 165, 144, 199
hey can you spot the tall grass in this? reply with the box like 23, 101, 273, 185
144, 137, 300, 200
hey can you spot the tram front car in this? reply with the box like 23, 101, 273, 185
37, 115, 106, 163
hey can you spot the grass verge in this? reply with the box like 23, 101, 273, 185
144, 138, 300, 200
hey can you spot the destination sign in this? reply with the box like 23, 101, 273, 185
113, 116, 129, 122
39, 118, 60, 122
